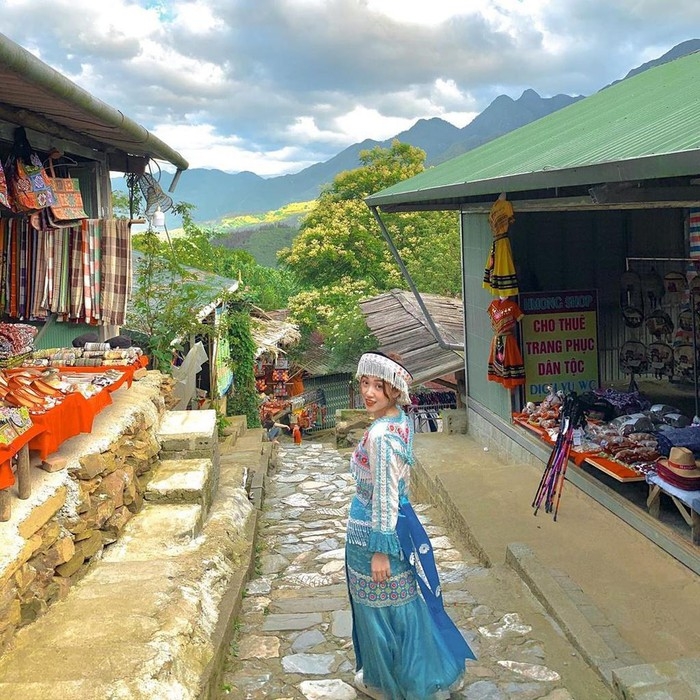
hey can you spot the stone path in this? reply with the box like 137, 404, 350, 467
220, 442, 577, 700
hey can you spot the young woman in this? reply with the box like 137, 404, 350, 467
346, 352, 474, 700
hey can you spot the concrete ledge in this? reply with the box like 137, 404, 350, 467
412, 453, 492, 568
612, 658, 700, 700
249, 469, 266, 510
506, 542, 630, 687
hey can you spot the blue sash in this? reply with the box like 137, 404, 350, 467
396, 498, 476, 661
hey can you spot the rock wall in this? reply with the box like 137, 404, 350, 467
335, 409, 372, 449
0, 372, 172, 653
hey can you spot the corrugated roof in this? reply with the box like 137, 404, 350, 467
125, 250, 239, 331
0, 32, 188, 172
359, 289, 464, 385
367, 50, 700, 209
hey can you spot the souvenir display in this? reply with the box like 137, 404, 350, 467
640, 268, 664, 309
619, 265, 700, 384
619, 340, 648, 375
647, 342, 673, 379
0, 366, 126, 415
483, 195, 518, 297
620, 270, 644, 320
486, 297, 525, 389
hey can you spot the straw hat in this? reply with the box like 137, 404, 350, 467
657, 446, 700, 478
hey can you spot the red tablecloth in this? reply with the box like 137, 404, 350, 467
0, 359, 148, 478
26, 369, 134, 460
0, 423, 45, 489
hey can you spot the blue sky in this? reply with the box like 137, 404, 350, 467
3, 0, 699, 176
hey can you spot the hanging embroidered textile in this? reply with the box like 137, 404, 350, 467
0, 218, 129, 325
483, 196, 519, 296
487, 297, 526, 389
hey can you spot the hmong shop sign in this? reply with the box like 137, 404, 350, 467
520, 290, 599, 403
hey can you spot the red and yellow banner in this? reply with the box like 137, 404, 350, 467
520, 290, 599, 403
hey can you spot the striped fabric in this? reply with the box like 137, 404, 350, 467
100, 218, 131, 325
0, 217, 131, 326
85, 219, 101, 322
69, 225, 84, 320
690, 209, 700, 260
30, 228, 47, 319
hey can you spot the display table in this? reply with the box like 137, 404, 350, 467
646, 472, 700, 545
0, 362, 145, 522
513, 414, 644, 482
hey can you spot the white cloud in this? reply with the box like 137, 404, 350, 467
152, 123, 317, 177
366, 0, 476, 26
171, 0, 225, 34
1, 0, 699, 177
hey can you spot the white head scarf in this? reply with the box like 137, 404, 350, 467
356, 352, 412, 405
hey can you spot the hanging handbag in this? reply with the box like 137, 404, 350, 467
6, 153, 58, 212
5, 127, 57, 213
46, 159, 88, 222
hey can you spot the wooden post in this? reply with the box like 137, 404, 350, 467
646, 484, 661, 519
17, 445, 31, 500
0, 490, 10, 521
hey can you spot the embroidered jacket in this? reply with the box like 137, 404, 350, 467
347, 410, 414, 557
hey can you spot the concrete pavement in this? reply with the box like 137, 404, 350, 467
221, 441, 612, 699
410, 431, 700, 698
0, 417, 697, 699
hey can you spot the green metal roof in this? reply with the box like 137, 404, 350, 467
367, 51, 700, 210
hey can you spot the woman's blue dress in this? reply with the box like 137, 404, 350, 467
345, 410, 474, 700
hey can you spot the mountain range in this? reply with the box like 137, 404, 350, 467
116, 39, 700, 223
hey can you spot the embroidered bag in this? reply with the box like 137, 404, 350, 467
7, 153, 58, 212
5, 128, 57, 213
47, 159, 88, 222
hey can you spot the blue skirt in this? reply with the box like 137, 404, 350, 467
346, 543, 466, 700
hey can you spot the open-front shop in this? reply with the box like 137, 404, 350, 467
366, 51, 700, 570
0, 34, 188, 523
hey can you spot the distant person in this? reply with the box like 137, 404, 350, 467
262, 415, 289, 443
292, 423, 302, 445
347, 351, 474, 700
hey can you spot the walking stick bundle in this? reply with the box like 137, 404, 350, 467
532, 392, 586, 520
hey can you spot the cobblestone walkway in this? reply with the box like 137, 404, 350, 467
220, 442, 576, 700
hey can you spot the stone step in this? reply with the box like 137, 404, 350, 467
101, 503, 204, 562
0, 680, 115, 700
157, 409, 218, 455
145, 458, 214, 515
234, 427, 265, 452
224, 415, 247, 440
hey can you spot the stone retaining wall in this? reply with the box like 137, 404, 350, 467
0, 372, 172, 653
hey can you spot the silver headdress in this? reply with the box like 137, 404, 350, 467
356, 352, 412, 405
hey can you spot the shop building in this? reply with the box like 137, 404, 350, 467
0, 25, 189, 616
366, 50, 700, 571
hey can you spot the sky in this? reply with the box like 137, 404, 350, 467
2, 0, 700, 177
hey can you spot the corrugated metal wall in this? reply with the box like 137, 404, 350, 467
302, 373, 354, 432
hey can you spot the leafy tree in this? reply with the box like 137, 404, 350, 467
127, 227, 218, 372
287, 277, 379, 370
226, 300, 260, 427
279, 141, 460, 363
279, 141, 460, 295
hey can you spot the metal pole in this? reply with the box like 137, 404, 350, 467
369, 206, 464, 352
